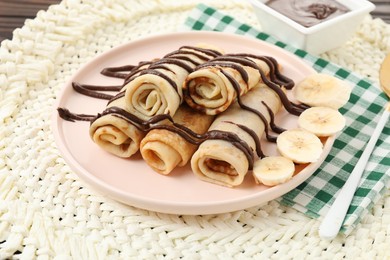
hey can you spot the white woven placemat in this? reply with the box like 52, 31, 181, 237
0, 0, 389, 259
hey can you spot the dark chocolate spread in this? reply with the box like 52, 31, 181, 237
266, 0, 350, 27
101, 64, 139, 79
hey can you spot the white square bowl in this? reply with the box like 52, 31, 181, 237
248, 0, 375, 54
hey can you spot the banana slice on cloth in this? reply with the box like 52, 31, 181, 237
298, 107, 346, 137
293, 73, 352, 109
253, 156, 295, 186
276, 128, 323, 164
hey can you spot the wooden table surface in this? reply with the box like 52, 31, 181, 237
0, 0, 389, 43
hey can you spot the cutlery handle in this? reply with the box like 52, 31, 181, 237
319, 108, 390, 240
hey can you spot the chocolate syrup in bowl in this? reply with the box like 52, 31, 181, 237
266, 0, 350, 27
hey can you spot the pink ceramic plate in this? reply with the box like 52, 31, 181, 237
52, 31, 335, 215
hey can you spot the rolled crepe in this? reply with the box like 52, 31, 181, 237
191, 85, 282, 187
122, 45, 222, 120
183, 54, 272, 115
140, 105, 214, 175
89, 97, 145, 158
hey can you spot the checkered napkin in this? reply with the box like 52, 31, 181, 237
184, 4, 390, 235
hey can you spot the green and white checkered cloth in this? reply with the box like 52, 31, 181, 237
184, 4, 390, 235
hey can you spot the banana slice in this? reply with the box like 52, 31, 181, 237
253, 156, 295, 186
277, 129, 323, 164
298, 107, 346, 137
293, 73, 352, 109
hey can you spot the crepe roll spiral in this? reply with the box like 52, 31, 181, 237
190, 85, 282, 187
140, 105, 214, 175
183, 54, 274, 115
122, 45, 222, 120
89, 97, 145, 158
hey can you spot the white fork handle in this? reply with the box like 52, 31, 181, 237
319, 108, 390, 240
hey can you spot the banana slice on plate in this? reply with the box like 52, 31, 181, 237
293, 73, 352, 109
277, 128, 323, 164
298, 107, 346, 137
253, 156, 295, 186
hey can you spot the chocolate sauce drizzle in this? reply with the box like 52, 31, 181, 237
191, 54, 304, 115
72, 82, 117, 100
57, 108, 96, 122
223, 120, 265, 159
164, 46, 222, 62
80, 46, 223, 104
101, 63, 150, 79
59, 47, 309, 171
58, 106, 256, 169
262, 101, 285, 134
184, 53, 300, 143
220, 70, 277, 142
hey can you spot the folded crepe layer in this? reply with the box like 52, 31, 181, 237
89, 97, 145, 158
140, 105, 214, 175
191, 85, 282, 187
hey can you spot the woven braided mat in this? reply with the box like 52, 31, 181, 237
0, 0, 389, 259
